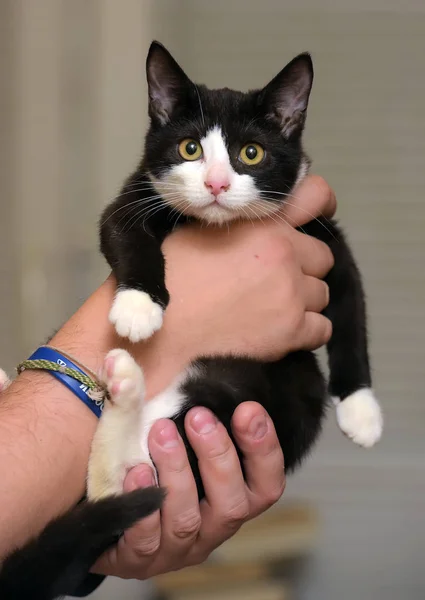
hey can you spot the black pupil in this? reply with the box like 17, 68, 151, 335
186, 141, 198, 155
246, 145, 258, 160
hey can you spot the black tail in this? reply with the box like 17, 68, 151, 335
0, 487, 164, 600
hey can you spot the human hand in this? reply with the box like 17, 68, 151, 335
92, 401, 284, 578
91, 175, 335, 579
157, 174, 335, 363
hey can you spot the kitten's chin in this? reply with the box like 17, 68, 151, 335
190, 204, 241, 225
186, 200, 281, 225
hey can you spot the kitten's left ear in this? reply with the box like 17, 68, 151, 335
146, 41, 193, 126
260, 53, 313, 138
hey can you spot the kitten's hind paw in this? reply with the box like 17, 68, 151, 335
335, 388, 383, 448
109, 289, 164, 342
100, 348, 145, 408
0, 368, 11, 393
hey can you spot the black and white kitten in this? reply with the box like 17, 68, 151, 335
0, 42, 382, 600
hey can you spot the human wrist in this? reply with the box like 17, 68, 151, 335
131, 306, 195, 399
48, 274, 118, 376
50, 273, 192, 399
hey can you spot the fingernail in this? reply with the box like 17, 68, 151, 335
157, 421, 179, 449
325, 318, 333, 342
325, 283, 330, 305
190, 408, 218, 435
125, 465, 155, 492
249, 414, 268, 440
135, 467, 155, 488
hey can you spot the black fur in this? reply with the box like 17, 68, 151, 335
0, 488, 164, 600
0, 41, 372, 599
173, 352, 327, 500
101, 41, 371, 505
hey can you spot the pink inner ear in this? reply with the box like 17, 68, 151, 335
204, 164, 231, 196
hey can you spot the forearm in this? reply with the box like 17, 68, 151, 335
0, 174, 336, 560
0, 275, 188, 558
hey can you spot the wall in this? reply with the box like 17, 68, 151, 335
0, 2, 424, 599
175, 3, 425, 599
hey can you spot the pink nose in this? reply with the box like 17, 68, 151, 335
204, 177, 230, 197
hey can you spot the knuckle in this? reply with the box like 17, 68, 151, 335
205, 436, 233, 464
264, 235, 294, 266
287, 306, 305, 335
263, 480, 286, 509
261, 433, 283, 460
167, 458, 188, 475
311, 174, 331, 197
172, 508, 202, 540
283, 280, 300, 307
132, 535, 161, 558
314, 244, 335, 276
222, 497, 250, 529
276, 275, 297, 311
277, 238, 295, 263
187, 549, 210, 567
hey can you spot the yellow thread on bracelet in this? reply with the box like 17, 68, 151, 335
16, 359, 108, 403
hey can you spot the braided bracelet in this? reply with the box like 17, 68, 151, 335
17, 345, 108, 418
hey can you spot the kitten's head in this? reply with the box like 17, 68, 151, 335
144, 41, 313, 224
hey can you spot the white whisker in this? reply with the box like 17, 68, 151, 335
114, 184, 176, 197
265, 199, 335, 240
258, 188, 334, 227
101, 194, 166, 226
120, 194, 182, 233
113, 193, 180, 228
124, 180, 181, 189
117, 199, 168, 231
126, 203, 168, 234
248, 200, 320, 242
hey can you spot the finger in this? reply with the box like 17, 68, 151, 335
281, 175, 337, 226
184, 407, 249, 549
231, 402, 285, 517
303, 276, 330, 313
148, 419, 201, 554
91, 463, 160, 577
290, 230, 335, 278
296, 311, 333, 351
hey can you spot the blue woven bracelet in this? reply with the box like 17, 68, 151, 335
18, 346, 105, 418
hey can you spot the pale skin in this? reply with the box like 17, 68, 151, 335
0, 175, 335, 580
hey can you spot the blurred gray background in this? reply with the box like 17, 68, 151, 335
0, 1, 424, 599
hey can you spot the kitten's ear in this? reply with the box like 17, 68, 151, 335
260, 53, 313, 138
146, 41, 192, 125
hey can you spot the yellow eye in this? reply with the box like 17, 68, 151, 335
178, 139, 203, 161
239, 143, 265, 166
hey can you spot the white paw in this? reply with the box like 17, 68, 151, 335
109, 289, 164, 342
336, 388, 383, 448
100, 348, 145, 408
0, 368, 10, 392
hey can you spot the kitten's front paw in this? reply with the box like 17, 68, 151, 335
109, 289, 164, 342
0, 369, 10, 393
100, 348, 145, 408
336, 388, 383, 448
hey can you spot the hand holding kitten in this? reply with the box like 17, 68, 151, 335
160, 174, 335, 360
91, 175, 336, 580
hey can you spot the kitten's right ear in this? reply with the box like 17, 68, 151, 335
146, 41, 192, 126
